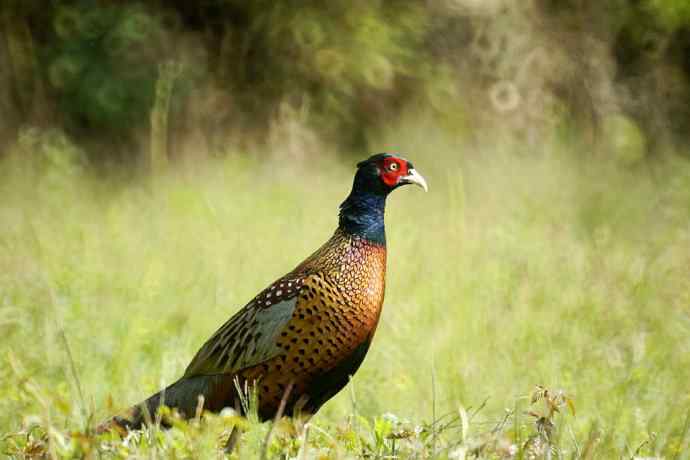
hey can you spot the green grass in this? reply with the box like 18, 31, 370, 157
1, 129, 690, 458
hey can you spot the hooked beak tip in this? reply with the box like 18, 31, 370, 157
402, 169, 428, 192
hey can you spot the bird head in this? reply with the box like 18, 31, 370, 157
340, 153, 427, 243
354, 153, 428, 195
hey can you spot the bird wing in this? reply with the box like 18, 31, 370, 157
183, 275, 306, 378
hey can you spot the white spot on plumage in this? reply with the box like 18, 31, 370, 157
276, 290, 283, 296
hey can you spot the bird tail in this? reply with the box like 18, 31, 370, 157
95, 375, 223, 435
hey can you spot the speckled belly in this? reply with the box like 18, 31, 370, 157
238, 241, 386, 419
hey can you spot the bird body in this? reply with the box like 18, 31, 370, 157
98, 153, 426, 434
184, 229, 387, 420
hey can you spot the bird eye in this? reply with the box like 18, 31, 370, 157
389, 163, 399, 171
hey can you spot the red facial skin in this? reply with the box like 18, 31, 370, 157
379, 157, 410, 188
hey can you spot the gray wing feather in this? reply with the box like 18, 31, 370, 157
184, 296, 297, 377
229, 297, 296, 371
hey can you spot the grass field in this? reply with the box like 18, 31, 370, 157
1, 127, 690, 458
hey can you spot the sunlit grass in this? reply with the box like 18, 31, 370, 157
1, 129, 690, 458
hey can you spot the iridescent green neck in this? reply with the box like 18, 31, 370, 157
338, 191, 387, 245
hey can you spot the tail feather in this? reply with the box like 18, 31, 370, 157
96, 375, 227, 434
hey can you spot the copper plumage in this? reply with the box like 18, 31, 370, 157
97, 153, 427, 434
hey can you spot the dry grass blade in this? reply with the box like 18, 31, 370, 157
298, 423, 310, 460
58, 330, 87, 426
260, 381, 294, 460
195, 394, 205, 422
673, 410, 690, 460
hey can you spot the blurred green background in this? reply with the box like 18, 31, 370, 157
2, 0, 690, 164
1, 1, 690, 458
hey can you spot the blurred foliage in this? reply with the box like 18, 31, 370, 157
0, 0, 690, 459
1, 131, 689, 457
0, 0, 689, 164
2, 3, 690, 458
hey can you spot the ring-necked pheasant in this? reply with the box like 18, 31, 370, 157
97, 153, 427, 435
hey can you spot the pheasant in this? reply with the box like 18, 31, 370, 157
97, 153, 427, 435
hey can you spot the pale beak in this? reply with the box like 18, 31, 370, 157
400, 168, 428, 192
